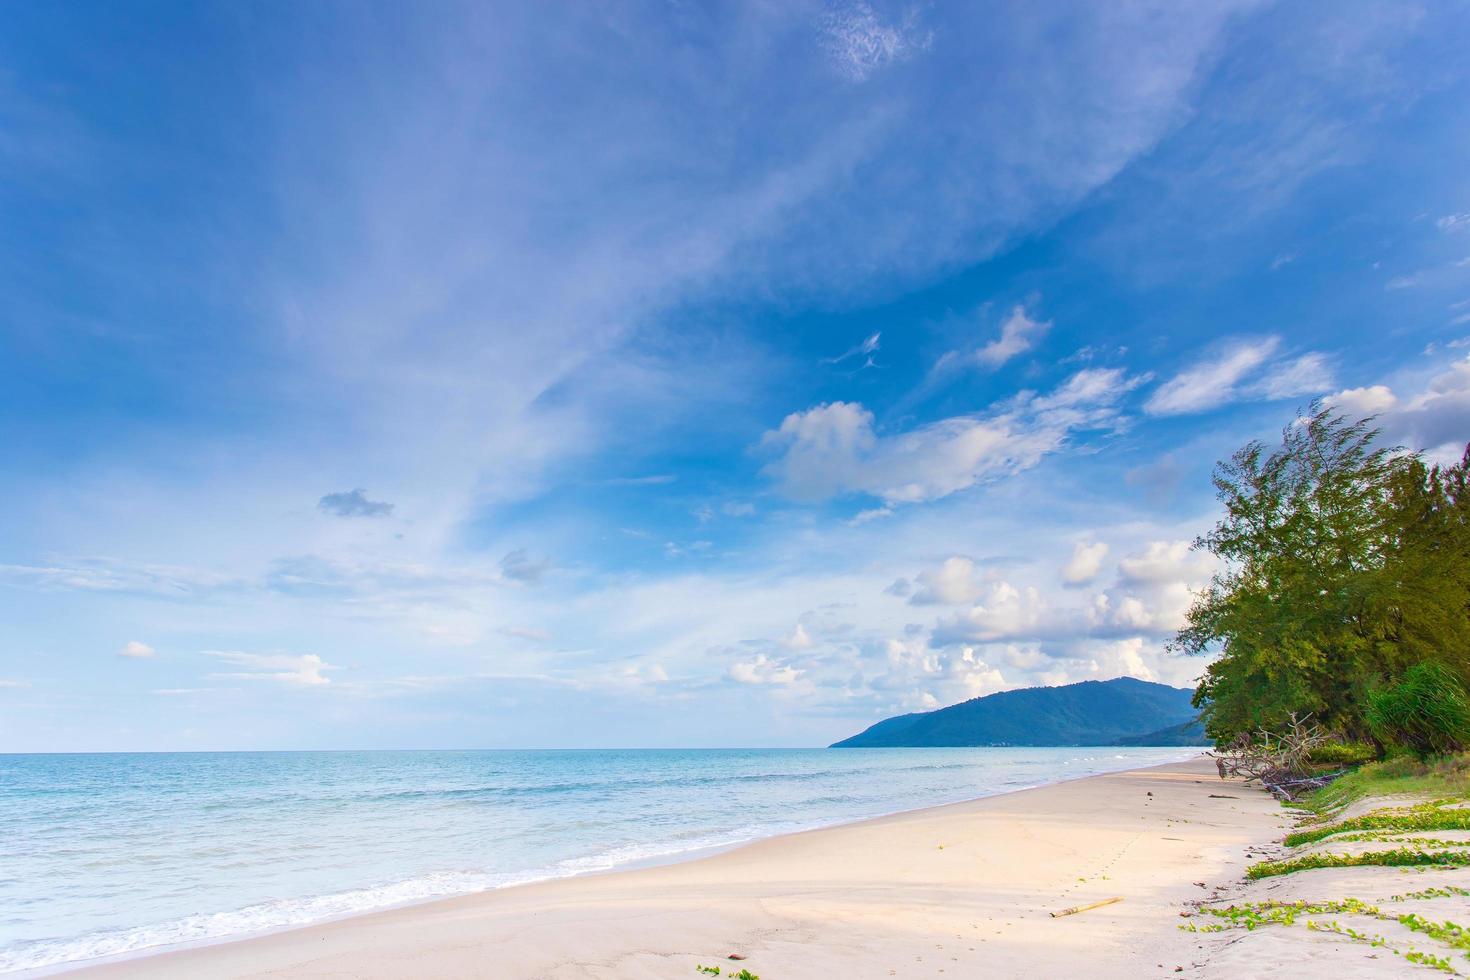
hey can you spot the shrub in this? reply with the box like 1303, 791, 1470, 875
1366, 662, 1470, 758
1307, 741, 1379, 767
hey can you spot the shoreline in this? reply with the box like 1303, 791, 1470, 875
11, 748, 1196, 977
58, 754, 1291, 979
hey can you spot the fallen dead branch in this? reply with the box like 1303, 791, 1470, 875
1050, 896, 1123, 918
1209, 713, 1348, 800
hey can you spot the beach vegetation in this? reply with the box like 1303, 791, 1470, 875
1306, 741, 1379, 767
1298, 756, 1470, 817
1185, 898, 1470, 973
1285, 799, 1470, 846
1245, 846, 1470, 879
1172, 406, 1470, 750
1367, 663, 1470, 758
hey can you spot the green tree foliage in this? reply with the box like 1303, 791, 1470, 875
1366, 662, 1470, 757
1175, 406, 1470, 745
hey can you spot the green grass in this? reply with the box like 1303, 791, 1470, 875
1247, 847, 1470, 879
1296, 754, 1470, 818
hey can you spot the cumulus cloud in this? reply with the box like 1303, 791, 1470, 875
1327, 384, 1397, 417
119, 640, 155, 659
317, 488, 394, 518
930, 582, 1045, 644
1145, 337, 1332, 415
1061, 540, 1109, 586
908, 557, 986, 606
1116, 539, 1213, 585
727, 654, 802, 685
1086, 540, 1217, 638
820, 1, 931, 82
1327, 356, 1470, 458
761, 367, 1141, 505
208, 651, 337, 686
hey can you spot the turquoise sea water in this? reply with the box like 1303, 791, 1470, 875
0, 747, 1195, 974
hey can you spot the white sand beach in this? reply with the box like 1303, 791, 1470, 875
67, 757, 1302, 979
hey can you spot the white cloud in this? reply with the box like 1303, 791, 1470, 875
783, 623, 815, 649
727, 654, 802, 686
761, 367, 1140, 505
1327, 384, 1397, 416
909, 556, 986, 605
824, 331, 882, 365
0, 679, 30, 689
930, 582, 1045, 644
1439, 213, 1470, 233
1387, 256, 1470, 290
208, 651, 337, 687
1116, 539, 1213, 585
1258, 352, 1334, 399
1145, 337, 1332, 415
1061, 540, 1109, 586
1146, 337, 1278, 414
119, 641, 155, 659
1327, 355, 1470, 456
1088, 583, 1197, 636
975, 305, 1052, 368
1084, 540, 1217, 639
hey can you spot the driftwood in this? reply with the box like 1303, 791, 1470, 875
1209, 714, 1348, 801
1050, 896, 1123, 918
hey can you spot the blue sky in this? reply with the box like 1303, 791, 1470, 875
2, 1, 1469, 750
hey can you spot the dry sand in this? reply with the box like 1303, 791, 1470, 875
66, 756, 1315, 979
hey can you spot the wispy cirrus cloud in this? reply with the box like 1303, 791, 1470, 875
819, 1, 932, 82
1145, 337, 1332, 415
208, 651, 337, 687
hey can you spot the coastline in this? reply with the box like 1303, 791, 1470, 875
61, 756, 1292, 979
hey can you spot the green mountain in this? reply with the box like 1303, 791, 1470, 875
830, 676, 1208, 748
1113, 719, 1209, 746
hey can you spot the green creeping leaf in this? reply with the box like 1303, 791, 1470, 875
1287, 801, 1470, 847
1389, 886, 1470, 902
1197, 900, 1470, 974
1248, 848, 1470, 879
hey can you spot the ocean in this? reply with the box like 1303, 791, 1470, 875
0, 746, 1195, 974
